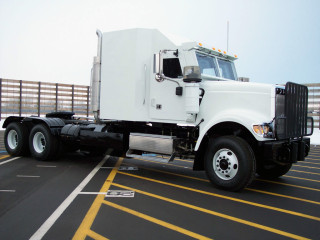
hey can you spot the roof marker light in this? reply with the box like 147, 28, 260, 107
218, 49, 221, 52
198, 43, 203, 46
234, 54, 238, 58
212, 47, 216, 51
223, 51, 227, 54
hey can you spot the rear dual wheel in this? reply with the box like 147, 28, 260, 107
29, 124, 60, 161
4, 122, 29, 156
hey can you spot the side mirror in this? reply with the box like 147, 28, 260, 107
183, 66, 202, 83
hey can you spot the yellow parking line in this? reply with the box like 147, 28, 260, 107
305, 157, 320, 161
111, 183, 310, 240
118, 172, 320, 221
87, 229, 109, 240
294, 165, 320, 170
172, 158, 193, 163
245, 188, 320, 205
72, 158, 123, 240
102, 200, 212, 240
284, 175, 320, 183
156, 156, 193, 163
290, 169, 320, 176
299, 161, 320, 165
256, 179, 320, 192
124, 165, 320, 205
0, 155, 9, 160
131, 157, 193, 169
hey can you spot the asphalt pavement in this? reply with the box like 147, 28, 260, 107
0, 130, 319, 240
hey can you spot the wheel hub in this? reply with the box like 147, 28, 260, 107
213, 148, 239, 180
33, 132, 46, 154
7, 130, 18, 150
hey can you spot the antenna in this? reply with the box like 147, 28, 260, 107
227, 21, 229, 52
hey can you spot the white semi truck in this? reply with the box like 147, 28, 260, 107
3, 28, 313, 191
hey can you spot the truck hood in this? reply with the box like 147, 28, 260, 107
200, 80, 275, 95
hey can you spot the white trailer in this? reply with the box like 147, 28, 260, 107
3, 28, 313, 191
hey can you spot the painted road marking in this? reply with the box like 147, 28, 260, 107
100, 166, 138, 170
17, 175, 40, 178
284, 175, 320, 183
298, 161, 320, 165
118, 172, 320, 221
294, 165, 320, 170
102, 200, 213, 240
256, 179, 320, 192
290, 169, 320, 176
72, 157, 123, 240
36, 165, 57, 168
132, 157, 193, 169
87, 229, 109, 240
111, 183, 310, 240
106, 190, 135, 197
127, 165, 320, 205
0, 155, 9, 160
29, 155, 110, 240
79, 192, 108, 195
0, 190, 16, 193
0, 156, 20, 166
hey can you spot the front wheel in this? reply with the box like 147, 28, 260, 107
205, 136, 256, 191
29, 124, 59, 161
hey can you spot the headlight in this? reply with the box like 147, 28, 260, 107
253, 123, 273, 138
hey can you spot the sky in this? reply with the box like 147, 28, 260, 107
0, 0, 320, 86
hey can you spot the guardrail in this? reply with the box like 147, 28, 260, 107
0, 78, 91, 120
304, 83, 320, 129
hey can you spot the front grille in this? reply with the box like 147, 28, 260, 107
275, 82, 312, 139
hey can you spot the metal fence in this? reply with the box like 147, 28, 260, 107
305, 83, 320, 129
0, 78, 319, 128
0, 78, 91, 120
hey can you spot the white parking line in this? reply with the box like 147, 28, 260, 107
0, 157, 20, 166
29, 154, 111, 240
79, 192, 108, 195
36, 165, 57, 168
0, 190, 16, 192
16, 175, 40, 178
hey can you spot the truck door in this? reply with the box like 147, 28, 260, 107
149, 52, 187, 121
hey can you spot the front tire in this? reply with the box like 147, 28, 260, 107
29, 124, 59, 161
205, 136, 256, 191
4, 122, 29, 156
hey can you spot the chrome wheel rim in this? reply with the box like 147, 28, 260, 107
33, 132, 46, 153
213, 148, 239, 180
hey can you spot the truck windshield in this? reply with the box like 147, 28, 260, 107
196, 52, 236, 80
217, 59, 236, 80
196, 54, 219, 77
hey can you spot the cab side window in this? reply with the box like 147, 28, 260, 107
163, 58, 182, 78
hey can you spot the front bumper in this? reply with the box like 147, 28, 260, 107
258, 138, 310, 164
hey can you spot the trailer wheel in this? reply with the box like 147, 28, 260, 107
4, 122, 29, 156
257, 163, 292, 179
205, 136, 256, 191
29, 124, 59, 161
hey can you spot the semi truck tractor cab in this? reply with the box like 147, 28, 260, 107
3, 28, 313, 191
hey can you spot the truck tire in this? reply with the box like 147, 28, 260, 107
257, 163, 292, 179
204, 136, 256, 191
29, 124, 59, 161
4, 122, 29, 156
